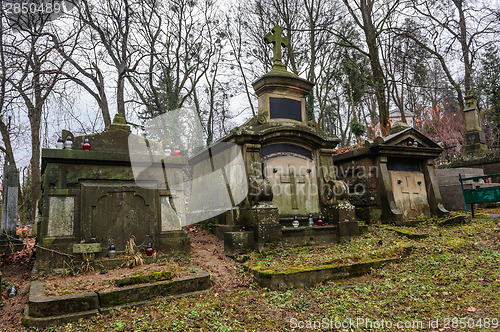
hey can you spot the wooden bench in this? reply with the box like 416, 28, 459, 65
459, 173, 500, 217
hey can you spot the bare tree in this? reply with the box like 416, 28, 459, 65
341, 0, 401, 136
0, 10, 17, 167
404, 0, 500, 110
47, 17, 112, 127
4, 11, 67, 220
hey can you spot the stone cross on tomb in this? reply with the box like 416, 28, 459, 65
399, 175, 424, 210
280, 164, 305, 210
264, 25, 289, 71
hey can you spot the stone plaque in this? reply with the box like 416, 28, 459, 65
47, 197, 74, 237
73, 243, 102, 254
82, 184, 156, 250
389, 171, 430, 218
161, 196, 181, 231
269, 97, 301, 121
264, 156, 320, 215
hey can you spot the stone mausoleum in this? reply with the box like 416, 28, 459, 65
333, 122, 449, 223
35, 114, 190, 270
189, 25, 359, 254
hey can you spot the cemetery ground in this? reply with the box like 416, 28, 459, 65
0, 212, 499, 331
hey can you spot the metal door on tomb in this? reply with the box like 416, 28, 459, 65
262, 143, 320, 216
389, 170, 430, 219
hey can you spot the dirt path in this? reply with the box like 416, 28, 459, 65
187, 227, 252, 290
0, 245, 34, 331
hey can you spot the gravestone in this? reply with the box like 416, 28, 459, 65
1, 165, 18, 235
36, 114, 190, 271
0, 165, 23, 254
463, 95, 488, 155
334, 122, 449, 223
189, 25, 358, 252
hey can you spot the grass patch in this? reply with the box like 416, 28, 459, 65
48, 215, 500, 332
245, 228, 412, 275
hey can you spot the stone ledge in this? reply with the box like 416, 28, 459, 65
98, 268, 210, 308
250, 247, 412, 290
23, 268, 210, 328
23, 307, 99, 330
27, 281, 99, 318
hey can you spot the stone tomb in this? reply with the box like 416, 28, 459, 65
333, 123, 448, 223
189, 26, 358, 254
36, 115, 190, 270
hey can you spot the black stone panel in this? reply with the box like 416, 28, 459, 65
387, 158, 420, 172
269, 97, 302, 121
261, 144, 312, 160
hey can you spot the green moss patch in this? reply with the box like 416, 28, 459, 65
114, 271, 172, 287
29, 215, 500, 331
438, 214, 469, 226
381, 225, 428, 239
245, 227, 413, 275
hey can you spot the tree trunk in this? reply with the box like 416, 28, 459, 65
359, 0, 390, 136
117, 72, 126, 118
454, 0, 471, 94
28, 108, 41, 221
0, 120, 16, 167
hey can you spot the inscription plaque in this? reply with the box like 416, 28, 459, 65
269, 97, 302, 121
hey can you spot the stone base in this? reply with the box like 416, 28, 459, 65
212, 224, 240, 240
34, 242, 75, 271
322, 200, 356, 223
224, 231, 254, 256
281, 226, 338, 247
0, 234, 24, 254
249, 223, 282, 252
239, 203, 281, 251
157, 230, 191, 258
34, 231, 190, 272
355, 207, 382, 223
464, 130, 488, 155
338, 220, 360, 242
240, 203, 279, 226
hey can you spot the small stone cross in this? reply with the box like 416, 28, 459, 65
264, 25, 289, 71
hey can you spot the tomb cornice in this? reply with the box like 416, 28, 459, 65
231, 124, 339, 147
41, 148, 187, 172
368, 145, 444, 159
252, 72, 314, 97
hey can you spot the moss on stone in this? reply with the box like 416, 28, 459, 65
250, 246, 408, 276
114, 271, 172, 287
382, 226, 428, 239
438, 214, 469, 226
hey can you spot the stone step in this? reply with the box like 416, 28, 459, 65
0, 234, 25, 253
0, 243, 25, 254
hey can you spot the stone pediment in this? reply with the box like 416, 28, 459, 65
374, 127, 441, 149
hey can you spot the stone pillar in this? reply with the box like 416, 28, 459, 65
1, 165, 19, 235
375, 156, 403, 223
421, 159, 449, 217
463, 95, 488, 155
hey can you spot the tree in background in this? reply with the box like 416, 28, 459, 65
341, 0, 401, 137
479, 45, 500, 146
405, 0, 500, 111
